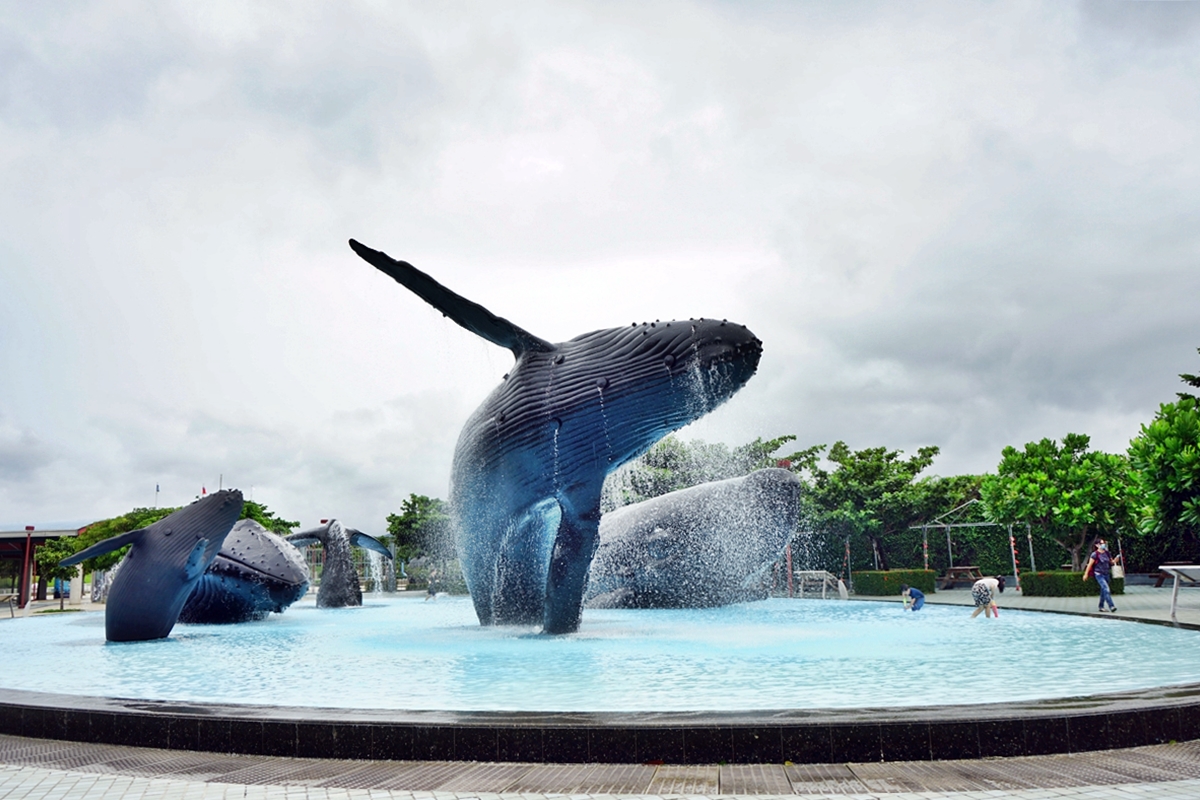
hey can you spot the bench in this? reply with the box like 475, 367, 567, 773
0, 593, 15, 618
938, 566, 984, 590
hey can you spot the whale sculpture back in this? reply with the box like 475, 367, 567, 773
351, 240, 762, 633
61, 490, 244, 641
179, 519, 310, 624
586, 468, 804, 609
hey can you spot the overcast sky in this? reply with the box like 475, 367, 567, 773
2, 1, 1198, 531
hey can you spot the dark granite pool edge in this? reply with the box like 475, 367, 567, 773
3, 683, 1200, 764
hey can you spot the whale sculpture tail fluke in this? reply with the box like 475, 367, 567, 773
349, 239, 554, 356
285, 519, 390, 608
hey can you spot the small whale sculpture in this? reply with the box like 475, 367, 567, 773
350, 239, 762, 633
60, 490, 244, 641
586, 469, 803, 609
285, 519, 392, 608
178, 520, 310, 624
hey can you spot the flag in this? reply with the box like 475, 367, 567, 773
155, 484, 159, 492
202, 486, 207, 496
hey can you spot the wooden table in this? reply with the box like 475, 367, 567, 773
939, 566, 983, 589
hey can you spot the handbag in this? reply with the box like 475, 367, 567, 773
1112, 563, 1125, 580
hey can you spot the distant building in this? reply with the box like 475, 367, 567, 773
0, 528, 81, 608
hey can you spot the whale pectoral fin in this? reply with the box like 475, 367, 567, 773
59, 528, 146, 567
285, 523, 329, 549
348, 239, 555, 357
184, 538, 211, 581
348, 530, 394, 559
542, 498, 602, 635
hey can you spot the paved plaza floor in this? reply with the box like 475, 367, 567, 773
4, 733, 1200, 799
5, 583, 1200, 798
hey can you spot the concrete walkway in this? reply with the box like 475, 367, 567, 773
851, 583, 1200, 627
4, 733, 1200, 799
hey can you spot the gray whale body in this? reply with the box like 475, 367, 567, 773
350, 239, 762, 633
285, 519, 392, 608
179, 520, 310, 624
60, 490, 244, 641
586, 469, 803, 609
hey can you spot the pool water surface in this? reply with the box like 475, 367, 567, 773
3, 596, 1195, 712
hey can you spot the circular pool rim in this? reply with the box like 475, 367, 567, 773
3, 678, 1200, 764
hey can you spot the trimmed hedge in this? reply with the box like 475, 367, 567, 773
1020, 571, 1124, 597
851, 569, 937, 596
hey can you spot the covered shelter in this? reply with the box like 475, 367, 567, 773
0, 527, 82, 609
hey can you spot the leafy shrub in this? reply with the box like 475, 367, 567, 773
1020, 571, 1124, 597
850, 569, 936, 596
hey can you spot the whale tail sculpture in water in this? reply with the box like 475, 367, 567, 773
60, 490, 244, 641
179, 519, 310, 624
350, 239, 763, 633
585, 468, 805, 609
285, 519, 392, 608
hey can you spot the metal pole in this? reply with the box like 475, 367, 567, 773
1008, 524, 1021, 591
946, 526, 954, 569
786, 544, 794, 598
1171, 572, 1182, 621
19, 529, 32, 609
923, 526, 929, 571
1026, 522, 1037, 572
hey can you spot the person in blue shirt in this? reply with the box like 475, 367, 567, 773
900, 584, 925, 611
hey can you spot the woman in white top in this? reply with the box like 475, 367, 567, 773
970, 575, 1005, 618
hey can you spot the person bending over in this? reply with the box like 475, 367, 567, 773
970, 575, 1005, 618
900, 583, 925, 611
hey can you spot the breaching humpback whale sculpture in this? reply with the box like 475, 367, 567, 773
179, 520, 310, 624
349, 239, 763, 633
285, 519, 392, 608
60, 490, 244, 641
585, 468, 804, 609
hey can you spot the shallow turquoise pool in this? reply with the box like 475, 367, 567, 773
3, 596, 1195, 711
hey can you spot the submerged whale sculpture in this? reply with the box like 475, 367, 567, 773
285, 519, 392, 608
178, 520, 310, 624
60, 490, 244, 641
350, 239, 763, 633
585, 468, 804, 609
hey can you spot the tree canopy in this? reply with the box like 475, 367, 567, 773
981, 434, 1140, 571
1128, 350, 1200, 564
385, 494, 452, 562
802, 441, 943, 572
35, 537, 82, 610
240, 500, 299, 535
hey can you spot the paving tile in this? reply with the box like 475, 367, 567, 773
645, 763, 719, 794
718, 763, 793, 794
502, 762, 596, 793
783, 762, 868, 794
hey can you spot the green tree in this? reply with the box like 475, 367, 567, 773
386, 494, 452, 563
1128, 350, 1200, 564
240, 500, 299, 534
35, 538, 82, 610
981, 434, 1139, 571
803, 442, 941, 571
